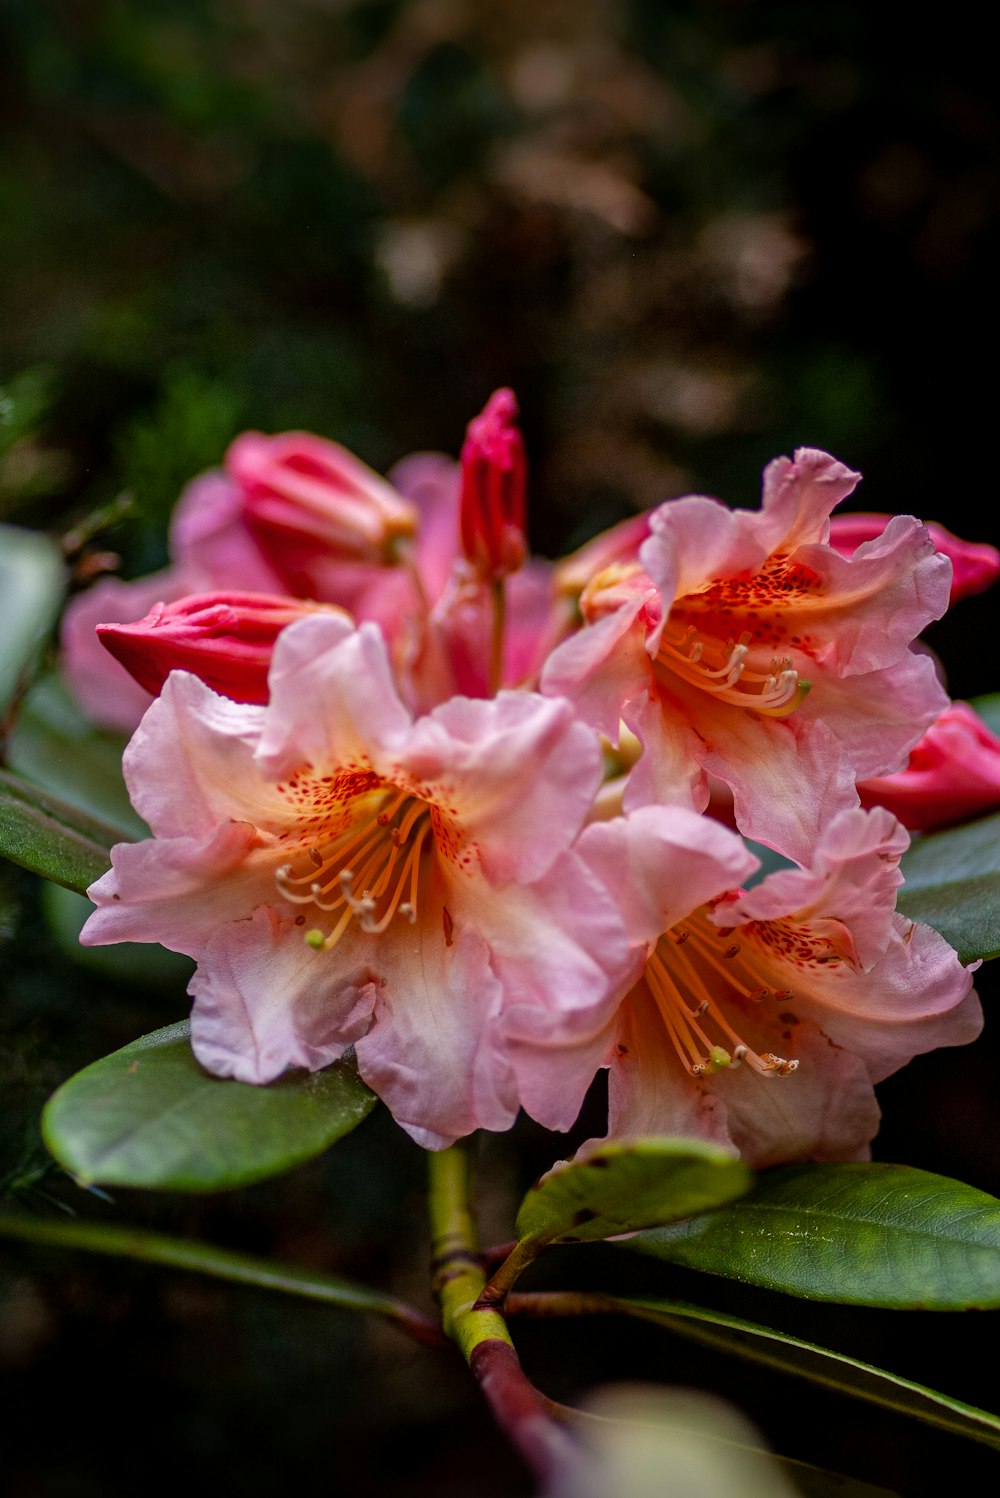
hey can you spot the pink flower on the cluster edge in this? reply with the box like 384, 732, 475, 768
858, 701, 1000, 832
581, 805, 981, 1166
543, 448, 951, 863
81, 614, 635, 1148
829, 512, 1000, 604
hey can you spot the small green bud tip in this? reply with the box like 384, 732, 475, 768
305, 929, 325, 950
709, 1046, 733, 1072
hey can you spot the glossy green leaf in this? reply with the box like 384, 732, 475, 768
42, 881, 193, 988
43, 1021, 377, 1191
586, 1295, 1000, 1453
7, 674, 144, 837
622, 1162, 1000, 1308
0, 767, 116, 893
516, 1137, 753, 1246
0, 524, 64, 713
898, 808, 1000, 961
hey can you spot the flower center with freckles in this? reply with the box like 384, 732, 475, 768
644, 907, 799, 1079
275, 779, 435, 951
655, 619, 810, 718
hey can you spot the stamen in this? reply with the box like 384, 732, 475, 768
656, 619, 809, 718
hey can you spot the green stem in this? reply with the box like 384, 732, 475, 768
0, 1211, 444, 1347
489, 578, 506, 695
427, 1141, 578, 1483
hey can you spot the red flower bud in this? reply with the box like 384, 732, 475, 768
226, 431, 419, 593
829, 513, 1000, 604
858, 701, 1000, 832
97, 592, 340, 705
459, 388, 527, 581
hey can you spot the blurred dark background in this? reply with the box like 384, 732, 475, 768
2, 3, 999, 1495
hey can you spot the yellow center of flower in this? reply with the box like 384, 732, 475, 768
655, 620, 811, 718
644, 907, 799, 1078
275, 779, 436, 951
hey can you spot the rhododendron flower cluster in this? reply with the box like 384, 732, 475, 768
74, 391, 987, 1162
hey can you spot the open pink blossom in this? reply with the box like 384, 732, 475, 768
543, 448, 952, 863
81, 613, 631, 1148
583, 805, 981, 1167
858, 700, 1000, 831
830, 512, 1000, 604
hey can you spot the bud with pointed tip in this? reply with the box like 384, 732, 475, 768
97, 591, 344, 705
459, 388, 527, 581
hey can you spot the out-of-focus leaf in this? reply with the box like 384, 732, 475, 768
898, 808, 1000, 961
970, 692, 1000, 738
581, 1295, 1000, 1452
622, 1162, 1000, 1308
7, 674, 143, 837
0, 524, 64, 712
43, 1021, 377, 1192
515, 1137, 752, 1246
0, 767, 115, 893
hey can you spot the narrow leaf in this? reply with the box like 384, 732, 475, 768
0, 767, 116, 893
43, 1021, 377, 1192
622, 1162, 1000, 1308
516, 1137, 753, 1246
898, 808, 1000, 962
583, 1295, 1000, 1453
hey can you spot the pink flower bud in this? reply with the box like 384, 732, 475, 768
97, 592, 341, 705
858, 701, 1000, 831
829, 512, 1000, 604
459, 388, 527, 580
225, 431, 419, 592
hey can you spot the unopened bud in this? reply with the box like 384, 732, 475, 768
97, 591, 341, 704
226, 430, 419, 592
459, 388, 527, 580
858, 701, 1000, 832
829, 513, 1000, 604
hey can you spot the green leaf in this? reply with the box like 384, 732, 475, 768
42, 882, 193, 989
586, 1295, 1000, 1454
516, 1137, 753, 1246
898, 808, 1000, 961
970, 691, 1000, 738
42, 1021, 377, 1192
0, 524, 64, 713
0, 767, 116, 893
622, 1162, 1000, 1308
7, 674, 144, 838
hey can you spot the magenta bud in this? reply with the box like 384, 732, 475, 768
459, 388, 528, 581
858, 701, 1000, 832
97, 591, 339, 705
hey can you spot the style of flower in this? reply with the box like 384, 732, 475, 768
858, 701, 1000, 832
81, 613, 632, 1148
543, 448, 952, 863
580, 805, 981, 1166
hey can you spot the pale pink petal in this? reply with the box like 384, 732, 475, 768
804, 648, 949, 781
82, 818, 273, 958
190, 906, 378, 1083
257, 616, 411, 779
758, 448, 863, 550
619, 689, 710, 815
830, 512, 1000, 604
119, 673, 274, 838
541, 595, 653, 743
858, 701, 1000, 831
575, 805, 758, 948
387, 451, 462, 605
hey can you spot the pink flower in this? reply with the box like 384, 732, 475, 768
830, 513, 1000, 604
96, 591, 346, 706
81, 614, 630, 1148
858, 701, 1000, 831
583, 806, 981, 1167
543, 449, 951, 863
458, 388, 527, 581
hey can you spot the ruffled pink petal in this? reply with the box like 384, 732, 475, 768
170, 470, 284, 593
830, 512, 1000, 604
759, 448, 863, 550
541, 595, 653, 743
575, 805, 758, 948
257, 616, 411, 779
82, 818, 273, 958
804, 647, 949, 781
190, 906, 378, 1084
119, 673, 275, 838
